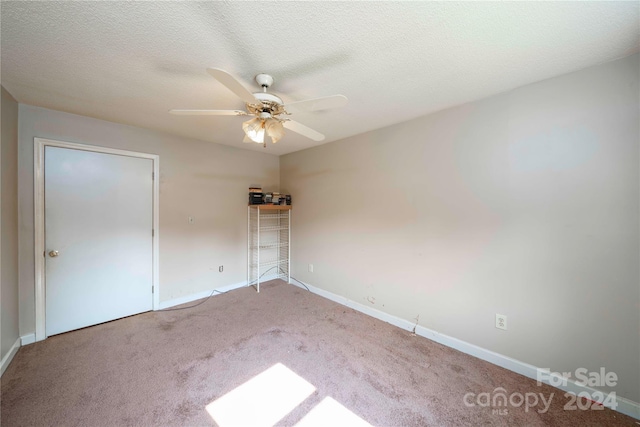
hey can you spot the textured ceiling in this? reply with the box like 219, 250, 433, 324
1, 2, 638, 156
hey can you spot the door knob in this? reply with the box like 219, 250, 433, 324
48, 250, 59, 257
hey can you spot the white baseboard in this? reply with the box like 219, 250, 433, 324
156, 280, 248, 310
0, 337, 21, 377
21, 333, 36, 345
290, 279, 640, 420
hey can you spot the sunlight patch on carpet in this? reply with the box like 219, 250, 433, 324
295, 396, 372, 427
206, 363, 316, 427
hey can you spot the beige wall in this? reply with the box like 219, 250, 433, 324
281, 54, 640, 402
18, 105, 279, 336
2, 86, 20, 363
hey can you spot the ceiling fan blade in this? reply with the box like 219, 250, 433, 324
285, 94, 348, 113
169, 109, 245, 116
206, 68, 259, 104
283, 120, 325, 141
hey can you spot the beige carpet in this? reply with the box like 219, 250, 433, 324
1, 280, 635, 426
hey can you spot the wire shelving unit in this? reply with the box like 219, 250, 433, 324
248, 204, 291, 292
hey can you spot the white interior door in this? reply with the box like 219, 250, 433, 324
45, 146, 153, 336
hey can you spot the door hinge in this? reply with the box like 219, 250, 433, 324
152, 172, 155, 180
152, 229, 154, 237
152, 285, 154, 293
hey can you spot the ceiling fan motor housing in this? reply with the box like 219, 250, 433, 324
252, 92, 283, 105
252, 74, 285, 116
248, 91, 287, 118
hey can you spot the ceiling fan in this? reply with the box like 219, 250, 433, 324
170, 68, 348, 147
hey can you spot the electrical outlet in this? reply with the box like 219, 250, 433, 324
308, 264, 314, 273
218, 265, 223, 273
496, 314, 507, 330
188, 216, 195, 224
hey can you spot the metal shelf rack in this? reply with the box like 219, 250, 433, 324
248, 204, 291, 292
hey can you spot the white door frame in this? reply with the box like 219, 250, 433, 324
34, 137, 160, 342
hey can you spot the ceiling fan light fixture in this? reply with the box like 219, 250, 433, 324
266, 119, 285, 144
242, 118, 265, 143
